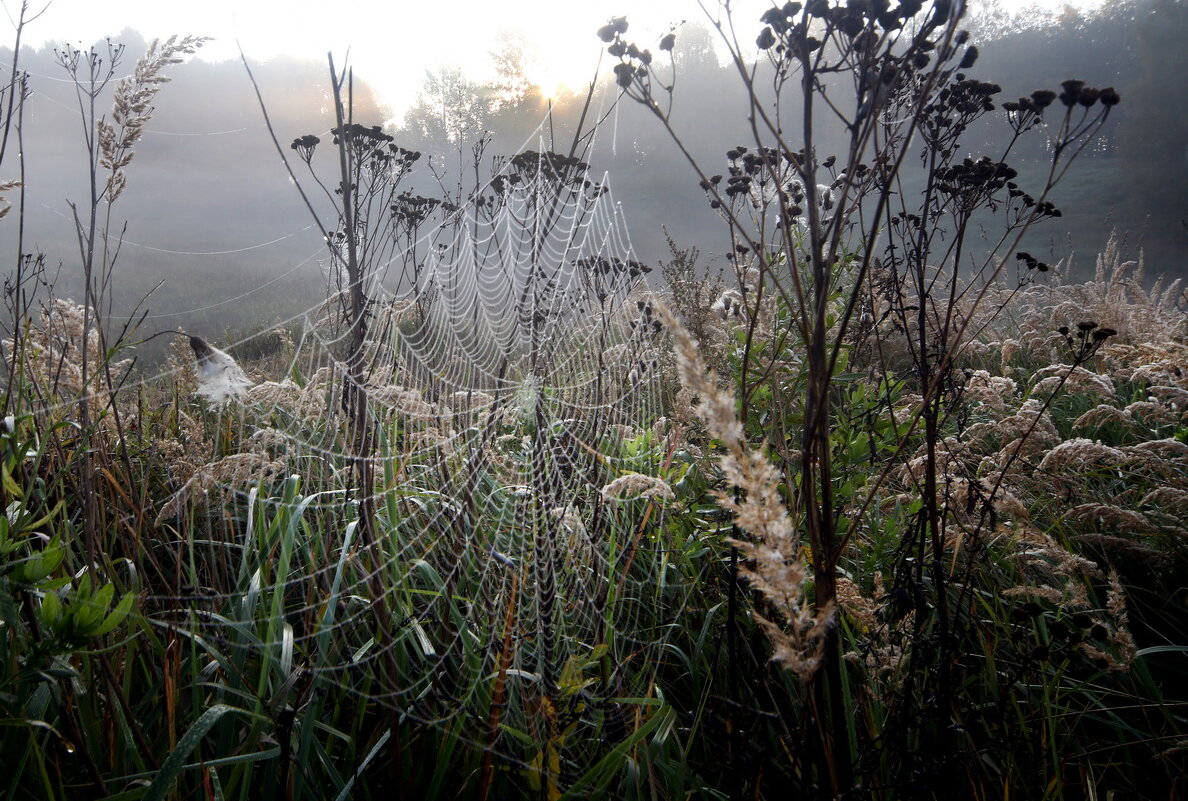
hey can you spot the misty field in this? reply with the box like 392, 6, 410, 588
1, 1, 1187, 799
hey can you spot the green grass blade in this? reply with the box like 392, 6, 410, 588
142, 704, 239, 801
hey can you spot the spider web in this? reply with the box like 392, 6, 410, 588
127, 125, 702, 783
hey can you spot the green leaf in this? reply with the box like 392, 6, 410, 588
333, 729, 390, 801
74, 582, 116, 631
0, 589, 19, 628
2, 464, 22, 498
0, 717, 63, 738
93, 592, 134, 637
1136, 645, 1188, 659
562, 705, 672, 799
41, 591, 62, 628
142, 704, 238, 801
14, 544, 64, 585
23, 500, 64, 534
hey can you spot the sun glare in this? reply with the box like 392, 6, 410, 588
522, 60, 586, 104
18, 0, 1109, 120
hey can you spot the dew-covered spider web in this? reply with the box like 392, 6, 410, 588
86, 117, 710, 783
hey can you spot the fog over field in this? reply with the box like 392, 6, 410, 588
1, 1, 1183, 356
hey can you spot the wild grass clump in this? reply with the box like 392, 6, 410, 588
600, 0, 1186, 797
652, 234, 1187, 798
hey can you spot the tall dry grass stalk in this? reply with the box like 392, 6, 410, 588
967, 233, 1185, 365
99, 35, 207, 202
5, 298, 132, 425
659, 302, 834, 680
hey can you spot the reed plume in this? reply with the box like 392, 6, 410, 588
659, 302, 833, 680
100, 35, 207, 202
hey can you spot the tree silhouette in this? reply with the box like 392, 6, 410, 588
1118, 0, 1188, 244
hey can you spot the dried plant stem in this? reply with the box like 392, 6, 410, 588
479, 571, 519, 801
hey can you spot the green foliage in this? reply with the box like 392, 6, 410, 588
39, 573, 134, 645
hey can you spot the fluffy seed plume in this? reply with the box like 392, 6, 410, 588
100, 35, 207, 202
658, 301, 833, 680
0, 179, 21, 219
600, 472, 675, 502
189, 335, 253, 405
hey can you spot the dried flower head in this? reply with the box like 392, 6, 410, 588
659, 302, 833, 679
599, 472, 675, 502
101, 36, 207, 202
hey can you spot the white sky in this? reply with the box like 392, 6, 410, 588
4, 0, 1102, 118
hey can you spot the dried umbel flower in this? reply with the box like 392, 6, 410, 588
597, 15, 629, 42
290, 134, 320, 164
1077, 87, 1101, 107
1059, 79, 1085, 107
613, 62, 636, 88
1031, 89, 1057, 109
1016, 251, 1050, 272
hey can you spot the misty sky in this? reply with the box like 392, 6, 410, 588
0, 0, 1174, 364
8, 0, 1105, 118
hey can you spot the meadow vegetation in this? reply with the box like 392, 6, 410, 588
1, 1, 1186, 799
